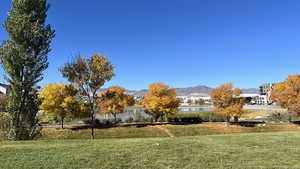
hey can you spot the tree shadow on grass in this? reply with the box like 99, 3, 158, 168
68, 120, 205, 131
290, 121, 300, 125
229, 121, 266, 127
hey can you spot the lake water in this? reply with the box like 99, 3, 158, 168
96, 106, 213, 121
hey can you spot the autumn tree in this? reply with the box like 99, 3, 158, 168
0, 0, 55, 140
210, 83, 245, 122
38, 84, 81, 129
271, 74, 300, 116
60, 54, 114, 138
99, 86, 135, 123
141, 83, 180, 122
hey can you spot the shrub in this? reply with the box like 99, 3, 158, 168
124, 116, 153, 123
269, 112, 292, 122
168, 111, 226, 123
199, 111, 226, 122
125, 117, 134, 123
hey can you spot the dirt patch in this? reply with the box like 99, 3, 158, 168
151, 126, 174, 137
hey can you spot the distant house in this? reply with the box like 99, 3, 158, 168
238, 83, 275, 105
0, 83, 9, 95
177, 93, 211, 105
258, 83, 276, 105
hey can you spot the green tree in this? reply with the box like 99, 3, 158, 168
60, 54, 114, 138
0, 0, 55, 140
38, 84, 80, 129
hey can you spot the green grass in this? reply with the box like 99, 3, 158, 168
40, 126, 169, 140
31, 123, 300, 140
164, 123, 300, 136
2, 123, 300, 141
1, 131, 300, 169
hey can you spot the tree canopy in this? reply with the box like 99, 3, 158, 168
271, 74, 300, 115
39, 84, 82, 129
60, 54, 114, 138
99, 86, 135, 123
141, 83, 180, 121
210, 83, 245, 122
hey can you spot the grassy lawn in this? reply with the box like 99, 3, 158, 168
2, 123, 300, 141
38, 123, 300, 140
41, 126, 169, 140
1, 131, 300, 169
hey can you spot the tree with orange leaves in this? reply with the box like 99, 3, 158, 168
271, 74, 300, 116
141, 83, 180, 122
99, 86, 135, 123
210, 83, 245, 122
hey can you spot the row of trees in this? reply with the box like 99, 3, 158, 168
38, 84, 136, 129
210, 74, 300, 123
0, 0, 180, 140
38, 81, 180, 128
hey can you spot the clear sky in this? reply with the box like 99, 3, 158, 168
1, 0, 300, 90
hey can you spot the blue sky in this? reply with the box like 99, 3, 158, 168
1, 0, 300, 90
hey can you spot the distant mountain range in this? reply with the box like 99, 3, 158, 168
128, 85, 259, 96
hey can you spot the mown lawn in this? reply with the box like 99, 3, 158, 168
2, 123, 300, 141
39, 123, 300, 140
1, 131, 300, 169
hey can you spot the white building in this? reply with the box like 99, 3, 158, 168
0, 83, 9, 94
239, 93, 272, 105
177, 93, 211, 105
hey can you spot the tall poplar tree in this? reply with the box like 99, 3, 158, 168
0, 0, 55, 140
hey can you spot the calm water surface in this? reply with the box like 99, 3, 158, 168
96, 106, 213, 121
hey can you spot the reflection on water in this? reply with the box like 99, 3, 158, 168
96, 106, 213, 121
178, 107, 212, 112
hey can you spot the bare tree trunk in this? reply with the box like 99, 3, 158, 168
226, 116, 231, 122
61, 118, 64, 129
234, 116, 239, 123
91, 112, 95, 139
114, 113, 117, 124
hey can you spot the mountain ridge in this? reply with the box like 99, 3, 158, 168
130, 85, 259, 96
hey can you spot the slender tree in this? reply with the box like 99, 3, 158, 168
99, 86, 135, 123
60, 54, 114, 139
0, 0, 55, 140
141, 83, 180, 122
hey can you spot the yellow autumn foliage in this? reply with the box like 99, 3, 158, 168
38, 83, 81, 128
141, 83, 180, 121
271, 74, 300, 115
98, 86, 135, 122
210, 83, 245, 122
